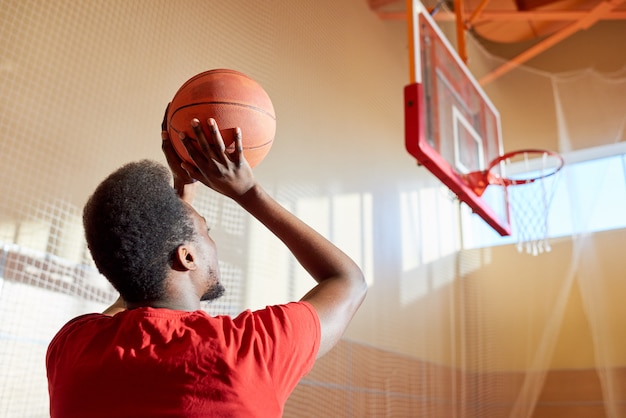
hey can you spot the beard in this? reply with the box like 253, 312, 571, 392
200, 281, 225, 301
200, 267, 225, 302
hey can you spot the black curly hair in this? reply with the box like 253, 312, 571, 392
83, 160, 195, 303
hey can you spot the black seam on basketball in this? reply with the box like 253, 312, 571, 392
242, 139, 273, 149
175, 70, 253, 92
170, 101, 276, 121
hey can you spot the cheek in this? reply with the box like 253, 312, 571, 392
204, 239, 219, 269
208, 238, 218, 259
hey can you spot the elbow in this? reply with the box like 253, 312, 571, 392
352, 266, 368, 305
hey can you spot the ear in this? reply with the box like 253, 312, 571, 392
173, 244, 198, 271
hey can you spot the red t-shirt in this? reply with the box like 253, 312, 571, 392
46, 302, 320, 417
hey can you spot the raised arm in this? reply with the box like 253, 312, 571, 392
235, 184, 366, 357
180, 118, 367, 357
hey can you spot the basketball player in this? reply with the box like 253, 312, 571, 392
45, 116, 367, 417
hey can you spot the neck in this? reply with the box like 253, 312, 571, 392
126, 295, 201, 312
124, 270, 203, 312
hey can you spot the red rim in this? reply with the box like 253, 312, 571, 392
486, 149, 565, 186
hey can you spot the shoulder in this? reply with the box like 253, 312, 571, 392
225, 301, 320, 357
51, 313, 109, 338
233, 301, 320, 332
46, 313, 109, 361
223, 302, 321, 399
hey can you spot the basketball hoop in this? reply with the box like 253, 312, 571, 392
464, 149, 565, 255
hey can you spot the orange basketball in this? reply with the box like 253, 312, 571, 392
167, 69, 276, 168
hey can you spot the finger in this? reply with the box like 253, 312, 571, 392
233, 127, 245, 167
161, 103, 171, 132
162, 132, 181, 165
180, 132, 201, 164
181, 162, 203, 181
163, 132, 195, 183
181, 132, 214, 173
190, 118, 213, 156
161, 130, 172, 151
182, 158, 218, 190
207, 118, 228, 164
161, 131, 179, 164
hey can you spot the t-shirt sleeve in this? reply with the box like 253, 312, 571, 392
46, 313, 108, 400
46, 314, 105, 364
235, 301, 321, 402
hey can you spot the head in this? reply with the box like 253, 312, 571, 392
83, 160, 223, 305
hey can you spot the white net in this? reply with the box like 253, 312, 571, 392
498, 151, 564, 255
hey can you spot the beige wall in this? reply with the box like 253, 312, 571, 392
459, 229, 626, 371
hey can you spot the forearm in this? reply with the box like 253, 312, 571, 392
174, 179, 198, 204
235, 184, 367, 356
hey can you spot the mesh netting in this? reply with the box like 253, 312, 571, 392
508, 176, 561, 255
495, 151, 564, 255
1, 0, 625, 417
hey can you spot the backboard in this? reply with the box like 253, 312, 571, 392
404, 0, 511, 236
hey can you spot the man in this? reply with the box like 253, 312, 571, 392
46, 117, 367, 417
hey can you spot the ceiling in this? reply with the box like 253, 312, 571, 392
368, 0, 626, 83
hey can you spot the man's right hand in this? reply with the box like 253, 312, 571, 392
181, 118, 257, 200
